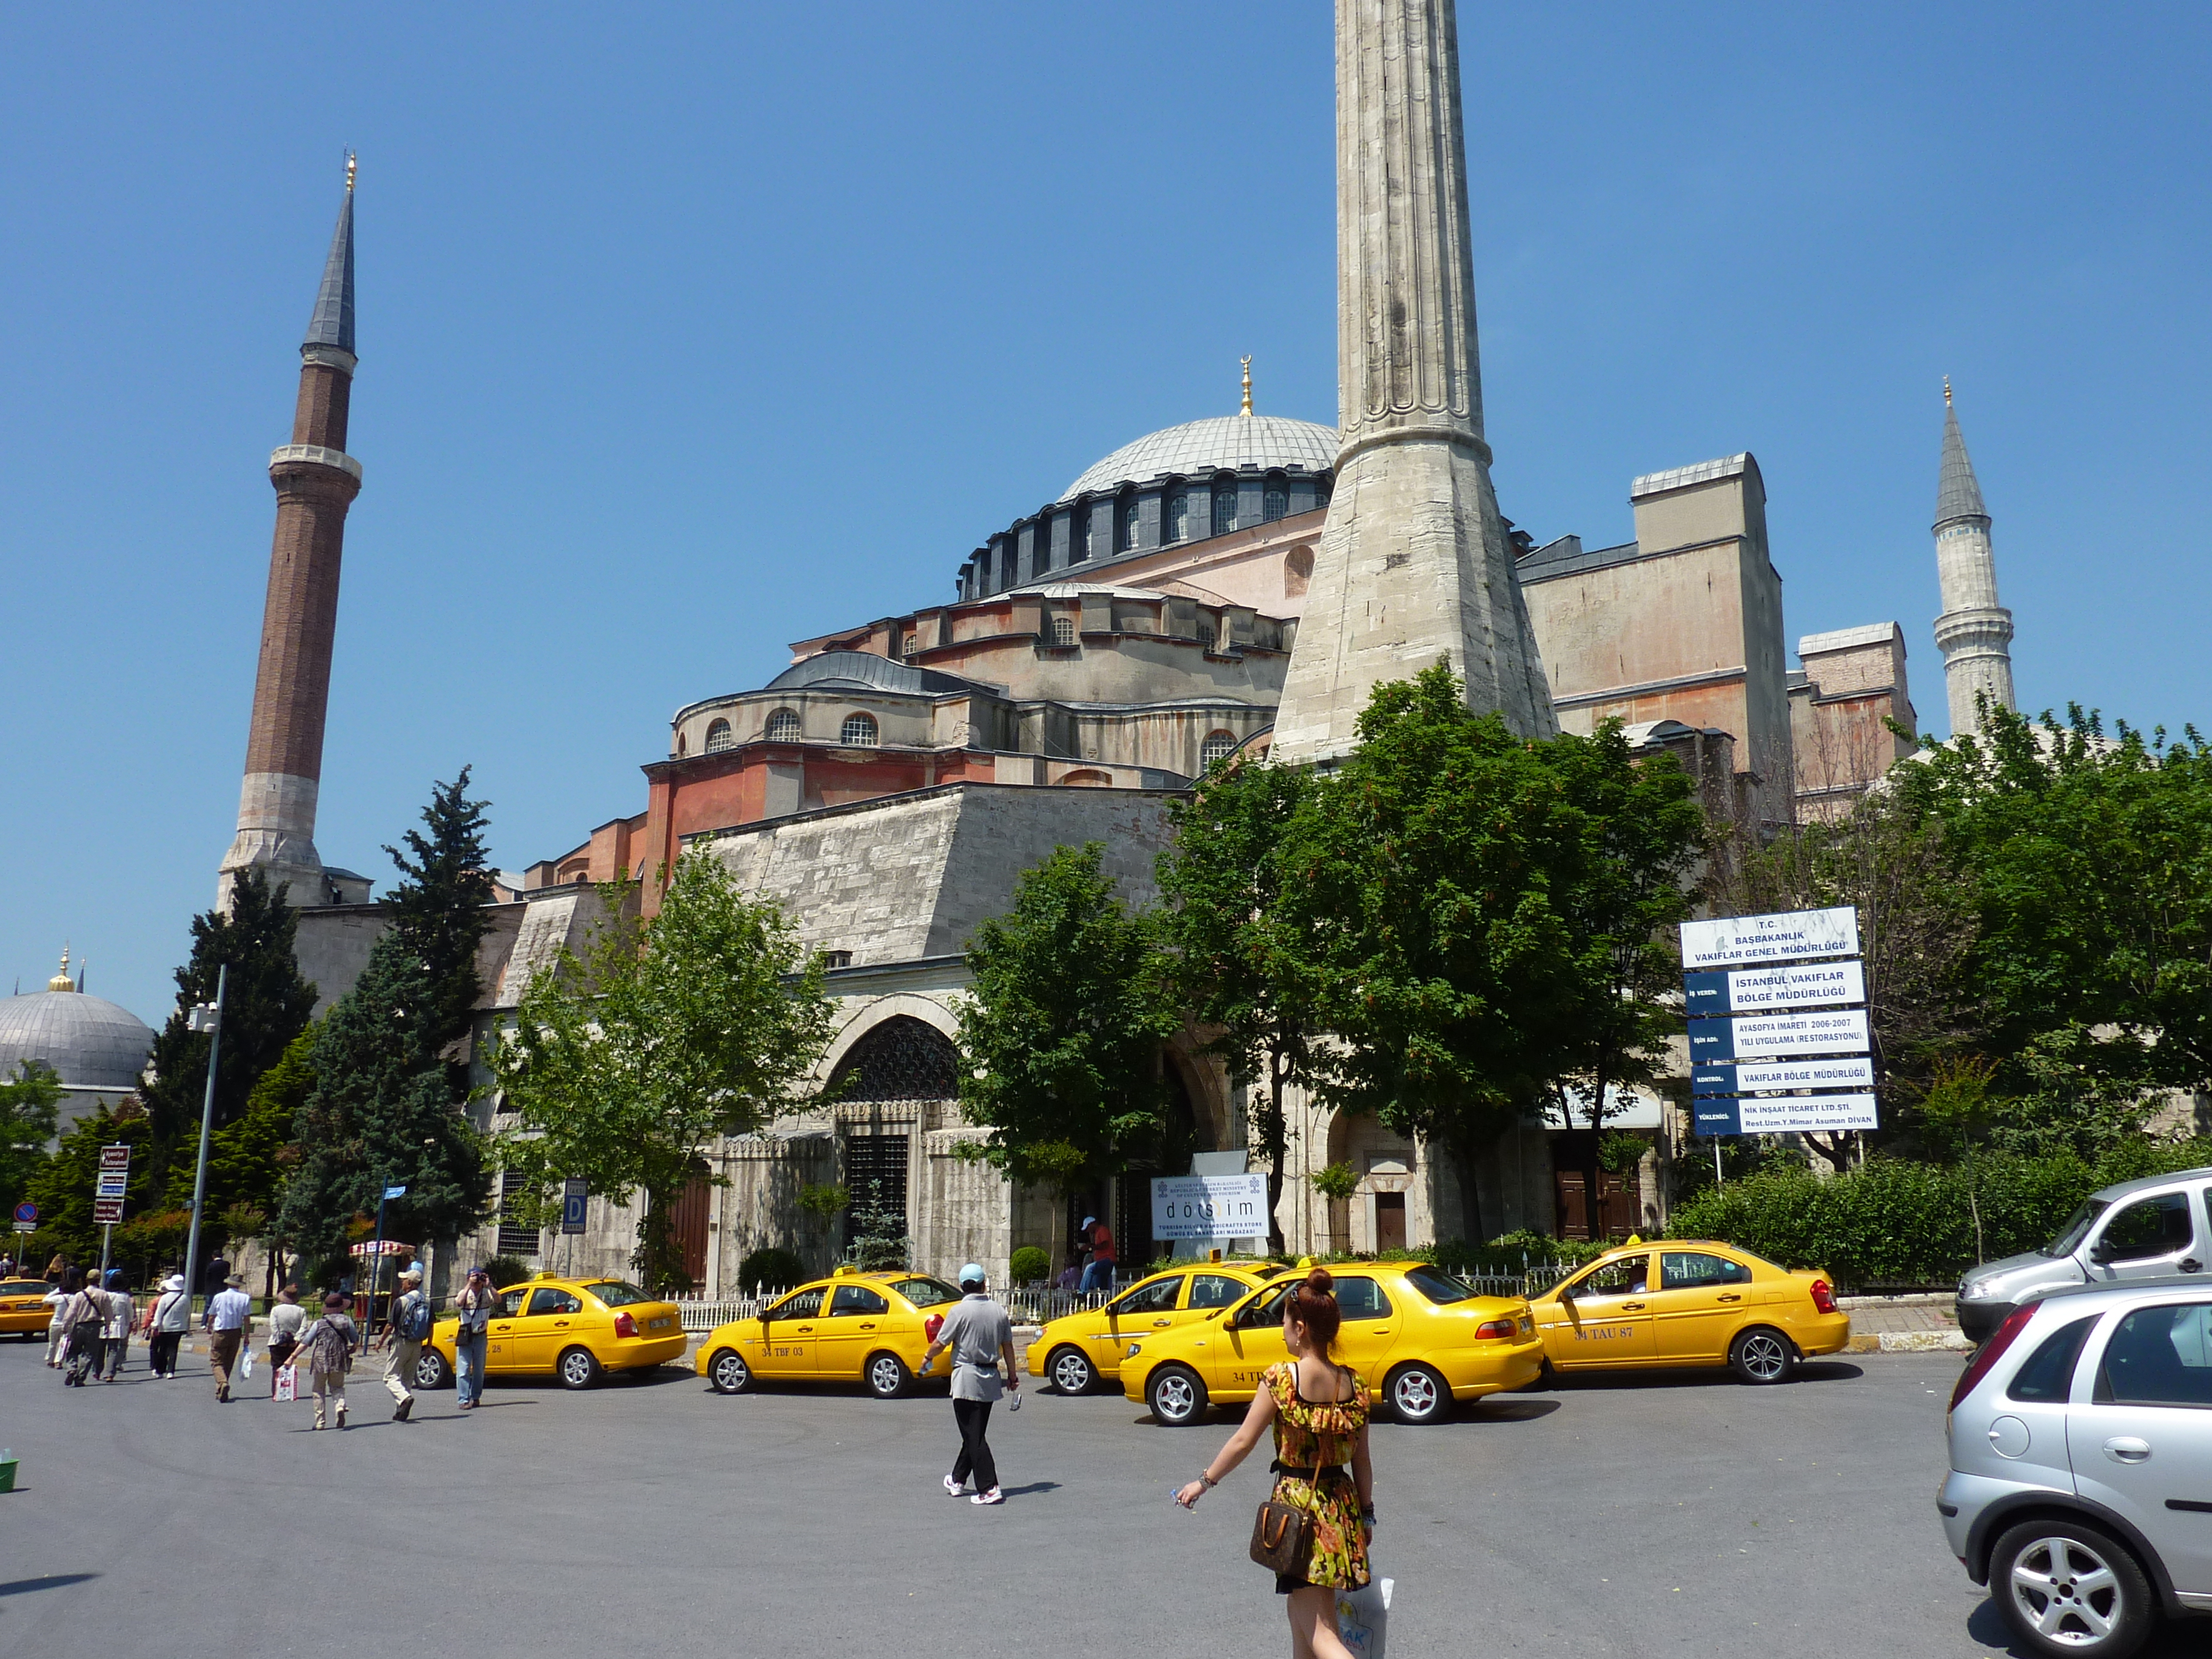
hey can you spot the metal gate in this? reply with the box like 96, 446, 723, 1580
843, 1134, 910, 1251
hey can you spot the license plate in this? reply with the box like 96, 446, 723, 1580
648, 1316, 671, 1331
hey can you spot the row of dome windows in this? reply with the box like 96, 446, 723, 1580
700, 713, 1243, 771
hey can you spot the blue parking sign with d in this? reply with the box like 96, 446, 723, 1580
561, 1178, 588, 1235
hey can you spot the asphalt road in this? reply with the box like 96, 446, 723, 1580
0, 1338, 2200, 1658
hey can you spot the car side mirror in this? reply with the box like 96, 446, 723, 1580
1557, 1282, 1575, 1300
2087, 1242, 2111, 1265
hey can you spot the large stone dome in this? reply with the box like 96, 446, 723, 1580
0, 989, 156, 1091
1061, 414, 1339, 503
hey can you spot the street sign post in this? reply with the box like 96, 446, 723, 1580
14, 1201, 39, 1235
93, 1198, 125, 1225
561, 1179, 588, 1235
93, 1145, 130, 1276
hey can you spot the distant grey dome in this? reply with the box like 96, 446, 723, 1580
0, 991, 155, 1091
1061, 415, 1339, 502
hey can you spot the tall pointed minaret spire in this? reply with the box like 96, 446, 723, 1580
1270, 0, 1556, 764
1931, 380, 2016, 736
218, 158, 364, 908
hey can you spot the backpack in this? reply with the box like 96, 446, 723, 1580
395, 1292, 432, 1342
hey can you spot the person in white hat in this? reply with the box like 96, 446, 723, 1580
380, 1265, 429, 1422
143, 1274, 191, 1379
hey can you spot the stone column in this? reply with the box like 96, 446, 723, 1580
1271, 0, 1556, 765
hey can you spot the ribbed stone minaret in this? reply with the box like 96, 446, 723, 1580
1931, 381, 2015, 736
218, 160, 364, 908
1270, 0, 1557, 764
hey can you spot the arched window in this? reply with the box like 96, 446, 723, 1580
1284, 545, 1314, 600
1119, 494, 1142, 553
764, 708, 802, 742
1052, 615, 1076, 646
900, 632, 919, 659
1059, 768, 1113, 786
704, 718, 734, 753
1165, 490, 1188, 543
828, 1014, 959, 1102
1262, 475, 1289, 523
1213, 482, 1238, 534
1201, 730, 1239, 770
840, 712, 878, 747
1083, 505, 1104, 561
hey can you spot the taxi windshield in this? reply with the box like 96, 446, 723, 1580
890, 1276, 964, 1309
585, 1281, 652, 1307
2044, 1199, 2108, 1258
1401, 1265, 1476, 1305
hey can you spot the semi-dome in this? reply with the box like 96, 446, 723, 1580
1061, 415, 1339, 503
0, 987, 156, 1091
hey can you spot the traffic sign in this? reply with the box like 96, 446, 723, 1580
11, 1221, 34, 1234
12, 1202, 36, 1224
95, 1172, 128, 1199
383, 1184, 408, 1201
561, 1178, 589, 1236
92, 1198, 125, 1225
98, 1144, 132, 1171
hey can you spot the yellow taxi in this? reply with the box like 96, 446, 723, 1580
1, 1279, 55, 1338
415, 1274, 687, 1391
1121, 1261, 1544, 1427
1028, 1261, 1295, 1395
695, 1266, 967, 1398
1526, 1239, 1850, 1384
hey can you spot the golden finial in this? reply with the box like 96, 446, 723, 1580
47, 946, 74, 994
345, 150, 357, 194
1943, 375, 1952, 407
1239, 355, 1253, 417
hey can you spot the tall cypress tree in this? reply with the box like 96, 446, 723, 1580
281, 771, 494, 1276
136, 868, 318, 1208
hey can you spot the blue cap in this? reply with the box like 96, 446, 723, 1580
959, 1262, 985, 1287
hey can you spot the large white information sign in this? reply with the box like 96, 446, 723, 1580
1730, 1055, 1877, 1093
1151, 1173, 1270, 1242
1736, 1093, 1881, 1134
1726, 1007, 1871, 1059
1680, 906, 1860, 970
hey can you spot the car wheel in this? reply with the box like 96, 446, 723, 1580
1728, 1327, 1796, 1385
1147, 1364, 1208, 1427
1991, 1518, 2156, 1658
413, 1348, 454, 1391
708, 1347, 752, 1395
865, 1352, 913, 1399
556, 1346, 601, 1390
1048, 1346, 1096, 1395
1385, 1362, 1452, 1425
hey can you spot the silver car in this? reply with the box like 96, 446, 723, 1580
1940, 1278, 2212, 1656
1956, 1167, 2212, 1342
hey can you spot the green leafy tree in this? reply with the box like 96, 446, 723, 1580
136, 868, 318, 1207
173, 1028, 313, 1286
1540, 719, 1706, 1223
0, 1060, 63, 1217
1274, 665, 1594, 1241
1895, 702, 2212, 1104
280, 774, 497, 1272
953, 842, 1178, 1246
489, 853, 837, 1287
1156, 759, 1320, 1252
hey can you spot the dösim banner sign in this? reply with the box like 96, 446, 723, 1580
1151, 1173, 1270, 1242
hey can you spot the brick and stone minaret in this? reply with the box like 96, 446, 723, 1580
218, 159, 363, 908
1931, 380, 2016, 737
1270, 0, 1557, 764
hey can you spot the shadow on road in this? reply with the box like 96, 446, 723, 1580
0, 1574, 100, 1597
1535, 1361, 1865, 1393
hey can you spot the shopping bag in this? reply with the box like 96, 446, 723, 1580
241, 1349, 255, 1382
1336, 1577, 1392, 1659
273, 1363, 298, 1403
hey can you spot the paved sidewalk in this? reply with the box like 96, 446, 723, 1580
1839, 1293, 1969, 1353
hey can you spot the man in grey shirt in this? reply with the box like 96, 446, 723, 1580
920, 1263, 1019, 1505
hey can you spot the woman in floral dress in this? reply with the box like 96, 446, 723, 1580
1176, 1267, 1374, 1659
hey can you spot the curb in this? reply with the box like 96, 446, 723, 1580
1846, 1330, 1970, 1354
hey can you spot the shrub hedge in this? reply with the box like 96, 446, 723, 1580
1668, 1140, 2212, 1289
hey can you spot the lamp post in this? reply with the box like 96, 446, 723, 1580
180, 964, 227, 1322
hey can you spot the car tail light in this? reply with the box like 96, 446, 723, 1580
1949, 1304, 2036, 1411
1810, 1279, 1837, 1315
1475, 1318, 1517, 1339
614, 1312, 637, 1339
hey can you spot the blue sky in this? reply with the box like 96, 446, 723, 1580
5, 4, 2208, 1026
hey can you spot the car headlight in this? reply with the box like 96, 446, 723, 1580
1962, 1279, 1992, 1301
1127, 1342, 1144, 1358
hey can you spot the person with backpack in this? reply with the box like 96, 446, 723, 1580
380, 1265, 429, 1422
298, 1292, 358, 1429
143, 1274, 190, 1379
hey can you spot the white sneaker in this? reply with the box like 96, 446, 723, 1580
971, 1486, 1004, 1506
943, 1475, 963, 1496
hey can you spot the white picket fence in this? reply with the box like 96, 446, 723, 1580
668, 1261, 1578, 1332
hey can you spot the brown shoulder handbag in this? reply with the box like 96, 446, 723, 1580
1250, 1452, 1323, 1574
